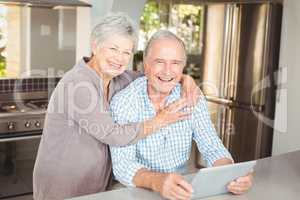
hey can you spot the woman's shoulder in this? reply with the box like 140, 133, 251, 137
60, 67, 93, 83
110, 76, 146, 108
116, 76, 145, 96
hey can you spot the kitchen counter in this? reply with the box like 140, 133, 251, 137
68, 150, 300, 200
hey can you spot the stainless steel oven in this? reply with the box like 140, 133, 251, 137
0, 96, 47, 199
0, 136, 41, 199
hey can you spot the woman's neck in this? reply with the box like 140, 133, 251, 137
87, 56, 112, 101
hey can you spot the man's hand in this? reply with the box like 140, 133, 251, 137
213, 158, 253, 195
153, 173, 193, 200
227, 172, 253, 195
180, 74, 202, 106
134, 169, 193, 200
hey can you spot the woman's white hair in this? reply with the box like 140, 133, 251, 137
90, 12, 138, 52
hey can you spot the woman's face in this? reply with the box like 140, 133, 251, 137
92, 34, 134, 78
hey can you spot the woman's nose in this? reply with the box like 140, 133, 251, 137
113, 51, 125, 63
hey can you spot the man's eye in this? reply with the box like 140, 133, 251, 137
123, 51, 131, 56
172, 62, 182, 66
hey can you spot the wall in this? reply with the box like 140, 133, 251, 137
76, 0, 92, 60
32, 0, 148, 73
111, 0, 147, 25
30, 8, 76, 75
76, 0, 147, 68
272, 0, 300, 155
76, 0, 114, 60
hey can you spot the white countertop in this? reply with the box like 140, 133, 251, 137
68, 150, 300, 200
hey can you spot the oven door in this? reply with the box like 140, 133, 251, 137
0, 135, 41, 199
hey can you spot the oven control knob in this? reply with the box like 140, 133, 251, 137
8, 122, 15, 130
35, 121, 41, 127
25, 121, 31, 128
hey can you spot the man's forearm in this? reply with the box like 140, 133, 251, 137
133, 168, 193, 200
133, 168, 164, 192
133, 159, 234, 189
213, 158, 233, 167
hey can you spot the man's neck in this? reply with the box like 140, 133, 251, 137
147, 85, 170, 111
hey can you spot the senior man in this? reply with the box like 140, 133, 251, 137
109, 30, 253, 200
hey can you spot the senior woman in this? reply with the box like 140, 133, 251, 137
33, 13, 199, 200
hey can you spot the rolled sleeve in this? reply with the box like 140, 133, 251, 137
110, 146, 146, 186
203, 146, 233, 167
192, 96, 233, 167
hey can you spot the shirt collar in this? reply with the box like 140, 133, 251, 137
141, 76, 181, 107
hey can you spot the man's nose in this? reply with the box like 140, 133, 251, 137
164, 63, 172, 75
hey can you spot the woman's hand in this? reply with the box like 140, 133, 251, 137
143, 98, 191, 136
180, 74, 202, 106
155, 98, 191, 127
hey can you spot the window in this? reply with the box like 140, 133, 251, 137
139, 0, 204, 54
135, 0, 205, 76
0, 5, 76, 78
0, 6, 7, 77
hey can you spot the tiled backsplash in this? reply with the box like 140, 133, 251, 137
0, 77, 61, 94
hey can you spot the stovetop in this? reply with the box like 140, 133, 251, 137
0, 99, 47, 113
0, 99, 48, 136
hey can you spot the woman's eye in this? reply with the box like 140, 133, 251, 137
109, 47, 117, 51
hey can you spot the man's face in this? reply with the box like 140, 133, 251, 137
144, 38, 186, 96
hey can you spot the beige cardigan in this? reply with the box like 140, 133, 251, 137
33, 58, 143, 200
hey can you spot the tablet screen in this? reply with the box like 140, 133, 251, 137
191, 160, 256, 199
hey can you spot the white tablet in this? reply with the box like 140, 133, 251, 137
190, 160, 256, 199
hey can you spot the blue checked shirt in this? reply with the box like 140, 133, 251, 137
110, 76, 233, 186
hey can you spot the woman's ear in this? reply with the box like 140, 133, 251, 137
91, 41, 98, 56
143, 61, 149, 76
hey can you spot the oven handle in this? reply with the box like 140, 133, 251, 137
0, 135, 41, 142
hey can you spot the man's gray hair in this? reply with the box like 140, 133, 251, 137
143, 30, 187, 62
91, 12, 138, 51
